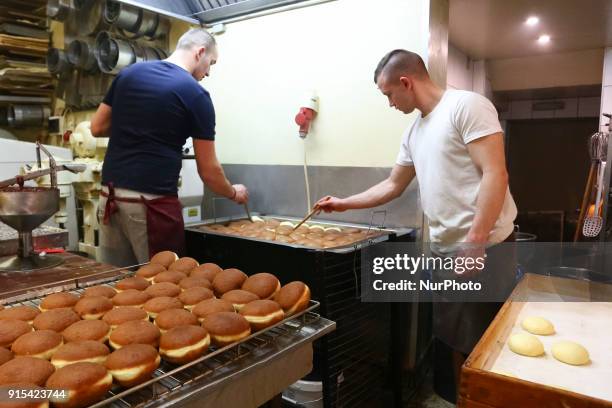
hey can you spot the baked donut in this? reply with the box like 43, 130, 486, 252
154, 309, 198, 333
50, 340, 110, 369
168, 257, 199, 274
192, 299, 235, 323
39, 292, 78, 312
142, 297, 183, 319
105, 343, 160, 387
144, 282, 181, 298
115, 276, 150, 292
0, 348, 12, 366
221, 290, 259, 312
153, 271, 187, 285
0, 356, 55, 386
178, 276, 212, 291
149, 250, 178, 268
62, 320, 110, 343
159, 325, 210, 364
274, 281, 311, 316
111, 289, 150, 307
212, 268, 248, 296
135, 263, 166, 281
73, 296, 113, 320
179, 287, 214, 310
242, 273, 281, 300
202, 312, 251, 347
0, 383, 48, 408
0, 306, 40, 324
81, 285, 116, 299
109, 320, 160, 349
190, 263, 222, 282
0, 320, 32, 348
11, 330, 63, 360
239, 300, 285, 331
45, 362, 112, 408
102, 307, 148, 329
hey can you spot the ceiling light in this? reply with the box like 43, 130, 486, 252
525, 16, 539, 26
538, 34, 550, 44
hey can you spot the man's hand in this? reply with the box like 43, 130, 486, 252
231, 184, 248, 204
315, 196, 348, 213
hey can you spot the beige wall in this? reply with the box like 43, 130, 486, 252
488, 48, 604, 91
203, 0, 431, 167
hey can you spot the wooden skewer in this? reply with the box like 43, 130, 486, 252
293, 207, 320, 230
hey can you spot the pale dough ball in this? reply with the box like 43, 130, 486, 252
508, 333, 545, 357
551, 341, 590, 365
521, 316, 555, 335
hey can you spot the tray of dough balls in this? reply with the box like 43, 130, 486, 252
191, 214, 396, 251
480, 273, 612, 402
0, 250, 335, 408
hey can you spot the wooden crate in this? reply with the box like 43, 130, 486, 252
459, 273, 612, 408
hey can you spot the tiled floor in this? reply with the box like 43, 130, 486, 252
406, 371, 455, 408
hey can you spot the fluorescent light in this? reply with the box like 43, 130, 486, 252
537, 34, 551, 44
525, 16, 539, 26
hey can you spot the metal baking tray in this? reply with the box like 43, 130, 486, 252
186, 213, 412, 254
0, 265, 335, 408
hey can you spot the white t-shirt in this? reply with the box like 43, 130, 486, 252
396, 89, 517, 246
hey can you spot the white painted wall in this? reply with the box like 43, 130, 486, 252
203, 0, 431, 167
447, 43, 472, 90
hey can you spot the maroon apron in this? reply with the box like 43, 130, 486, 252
101, 183, 186, 258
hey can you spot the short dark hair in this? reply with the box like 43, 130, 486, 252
374, 49, 428, 84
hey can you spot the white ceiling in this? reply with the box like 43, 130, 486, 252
449, 0, 612, 60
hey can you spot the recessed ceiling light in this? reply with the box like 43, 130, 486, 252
525, 16, 539, 26
538, 34, 551, 44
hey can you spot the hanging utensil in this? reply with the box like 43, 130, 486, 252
243, 202, 253, 223
583, 161, 606, 237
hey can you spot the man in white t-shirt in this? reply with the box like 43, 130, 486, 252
315, 49, 517, 401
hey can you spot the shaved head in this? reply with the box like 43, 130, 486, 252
374, 49, 428, 84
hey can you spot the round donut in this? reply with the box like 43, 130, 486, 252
190, 263, 222, 282
144, 282, 181, 298
179, 287, 214, 310
221, 290, 259, 312
11, 330, 62, 360
153, 271, 187, 285
212, 268, 248, 296
109, 320, 160, 349
45, 362, 112, 408
0, 320, 32, 348
202, 312, 251, 347
39, 292, 78, 312
155, 309, 198, 333
0, 356, 55, 386
192, 299, 235, 323
62, 320, 110, 343
111, 289, 150, 308
143, 297, 183, 319
178, 276, 212, 291
115, 276, 150, 292
0, 306, 40, 324
105, 343, 160, 387
73, 296, 113, 320
102, 307, 148, 329
81, 286, 116, 299
0, 383, 48, 408
149, 251, 178, 268
274, 281, 311, 316
135, 263, 166, 281
50, 340, 110, 369
0, 348, 12, 366
159, 325, 210, 364
239, 300, 285, 331
241, 273, 281, 300
168, 257, 199, 274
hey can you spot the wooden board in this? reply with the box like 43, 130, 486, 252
460, 273, 612, 408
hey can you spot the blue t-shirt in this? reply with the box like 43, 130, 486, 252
101, 60, 215, 195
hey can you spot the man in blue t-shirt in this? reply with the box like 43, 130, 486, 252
91, 28, 248, 266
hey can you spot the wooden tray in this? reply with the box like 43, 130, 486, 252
459, 273, 612, 408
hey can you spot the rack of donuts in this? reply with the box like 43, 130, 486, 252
199, 215, 384, 249
0, 250, 319, 408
